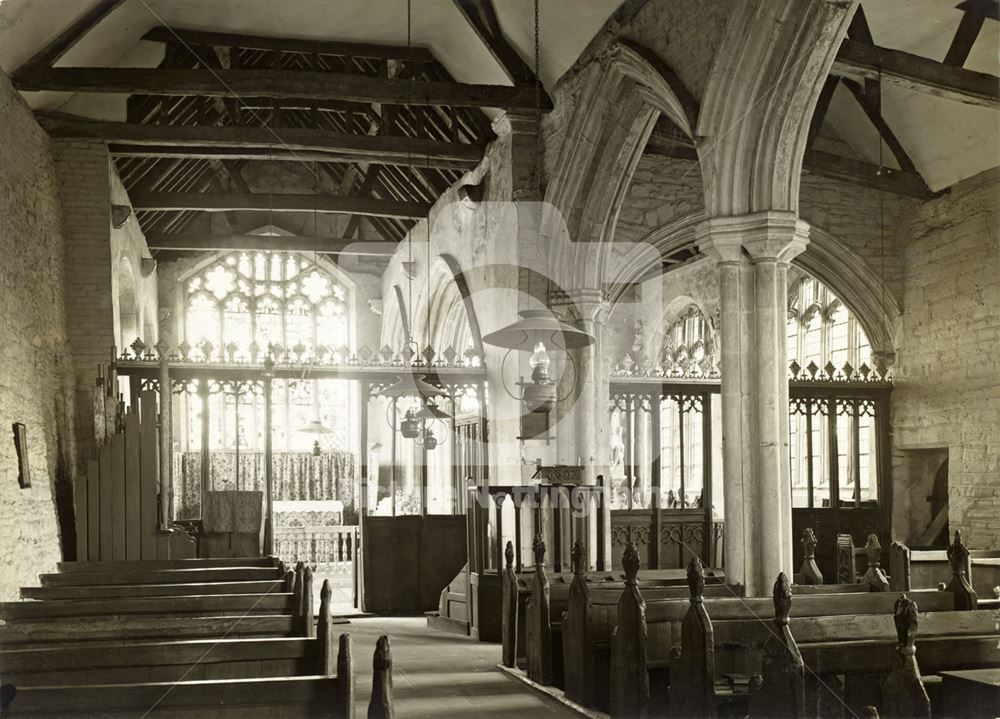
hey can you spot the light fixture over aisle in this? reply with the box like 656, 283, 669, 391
383, 0, 452, 451
481, 0, 595, 421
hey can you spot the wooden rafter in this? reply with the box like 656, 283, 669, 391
944, 0, 997, 67
452, 0, 539, 86
14, 67, 553, 112
841, 80, 921, 177
142, 27, 435, 64
145, 233, 397, 256
832, 37, 999, 107
12, 0, 128, 77
807, 77, 840, 150
644, 129, 931, 199
130, 192, 430, 219
35, 114, 484, 170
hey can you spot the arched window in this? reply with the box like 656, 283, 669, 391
787, 274, 876, 509
182, 251, 355, 452
787, 276, 870, 371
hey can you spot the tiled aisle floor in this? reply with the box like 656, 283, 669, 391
345, 617, 576, 717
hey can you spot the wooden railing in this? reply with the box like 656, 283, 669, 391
275, 525, 358, 570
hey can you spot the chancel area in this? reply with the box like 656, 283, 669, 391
0, 0, 998, 717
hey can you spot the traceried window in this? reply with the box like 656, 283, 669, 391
787, 275, 876, 509
182, 251, 355, 452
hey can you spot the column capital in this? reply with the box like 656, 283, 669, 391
696, 211, 810, 265
552, 288, 611, 327
491, 110, 540, 138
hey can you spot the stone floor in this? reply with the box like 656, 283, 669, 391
345, 617, 576, 717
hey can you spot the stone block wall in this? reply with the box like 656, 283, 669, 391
892, 168, 1000, 549
52, 138, 116, 470
0, 71, 76, 597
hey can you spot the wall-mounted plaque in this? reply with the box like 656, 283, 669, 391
12, 423, 30, 489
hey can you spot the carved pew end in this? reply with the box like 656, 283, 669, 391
368, 634, 394, 719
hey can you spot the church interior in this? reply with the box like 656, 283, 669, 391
0, 0, 998, 716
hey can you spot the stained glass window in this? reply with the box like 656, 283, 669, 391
182, 251, 354, 452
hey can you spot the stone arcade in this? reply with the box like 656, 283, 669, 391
0, 0, 998, 717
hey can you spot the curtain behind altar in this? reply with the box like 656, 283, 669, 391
173, 451, 357, 523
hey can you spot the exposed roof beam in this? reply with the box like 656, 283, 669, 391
807, 77, 840, 150
944, 0, 997, 67
36, 114, 484, 169
15, 67, 552, 112
832, 38, 999, 107
841, 80, 922, 176
452, 0, 538, 86
802, 150, 932, 199
145, 233, 397, 256
12, 0, 128, 77
644, 132, 931, 199
142, 27, 435, 64
131, 192, 430, 219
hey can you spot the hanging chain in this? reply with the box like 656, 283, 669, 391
406, 0, 415, 351
876, 67, 888, 355
534, 0, 541, 200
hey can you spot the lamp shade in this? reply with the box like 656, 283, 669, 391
297, 420, 334, 435
383, 373, 445, 399
415, 400, 452, 422
482, 309, 595, 352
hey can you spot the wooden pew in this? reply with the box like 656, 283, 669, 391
560, 543, 733, 710
752, 589, 1000, 718
609, 569, 963, 717
1, 580, 344, 688
836, 533, 890, 591
890, 530, 999, 603
1, 580, 356, 718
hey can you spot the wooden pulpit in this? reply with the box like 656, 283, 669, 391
200, 491, 264, 558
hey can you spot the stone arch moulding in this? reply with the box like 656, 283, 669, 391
607, 210, 899, 357
544, 40, 700, 292
697, 0, 858, 216
426, 254, 486, 359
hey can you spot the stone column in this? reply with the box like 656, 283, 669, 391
698, 212, 808, 596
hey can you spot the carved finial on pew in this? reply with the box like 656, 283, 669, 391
862, 707, 880, 718
945, 530, 978, 609
610, 541, 649, 717
317, 581, 335, 675
669, 556, 715, 718
800, 528, 824, 585
368, 635, 394, 719
571, 540, 584, 576
336, 633, 355, 718
532, 534, 546, 568
773, 572, 792, 626
749, 573, 805, 718
889, 540, 911, 592
501, 541, 518, 669
301, 566, 315, 638
882, 595, 930, 719
622, 542, 640, 586
860, 534, 890, 592
893, 594, 918, 653
686, 555, 705, 604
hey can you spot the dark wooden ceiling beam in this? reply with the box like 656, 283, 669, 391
131, 191, 430, 219
807, 77, 840, 150
12, 0, 128, 78
142, 27, 435, 64
35, 114, 484, 169
452, 0, 538, 86
832, 37, 999, 107
644, 132, 931, 199
145, 233, 398, 255
15, 67, 552, 111
944, 0, 997, 67
841, 80, 921, 176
